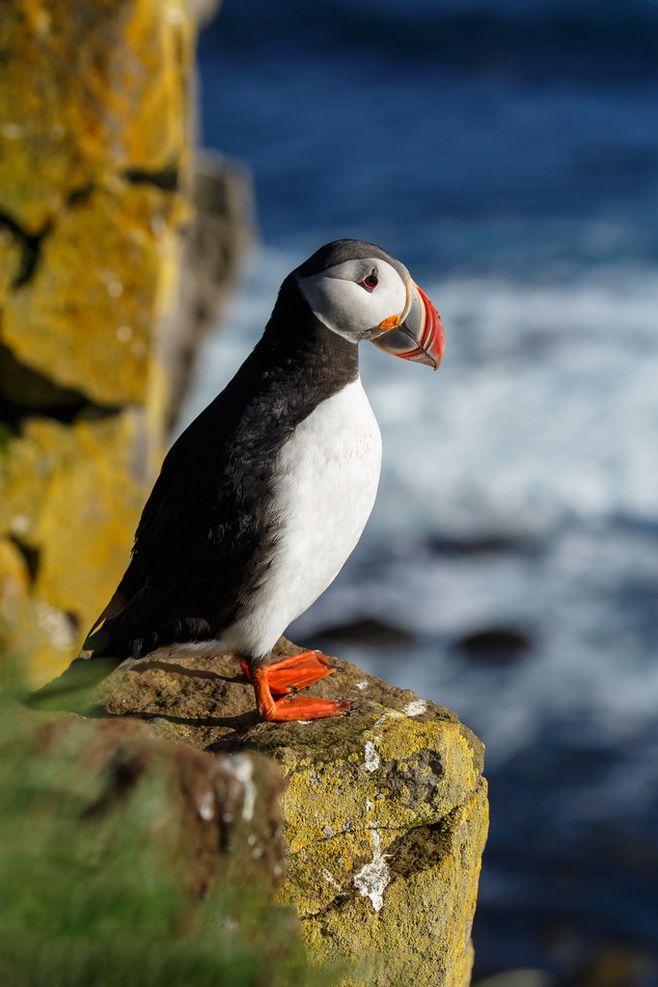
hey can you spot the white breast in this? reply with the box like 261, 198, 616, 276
226, 377, 382, 658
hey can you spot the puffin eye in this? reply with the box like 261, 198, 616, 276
361, 269, 378, 291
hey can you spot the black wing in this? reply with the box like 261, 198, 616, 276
83, 359, 280, 659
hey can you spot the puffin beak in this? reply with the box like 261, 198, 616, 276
372, 280, 445, 370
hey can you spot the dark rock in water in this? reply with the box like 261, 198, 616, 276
453, 627, 533, 665
314, 615, 414, 647
473, 970, 550, 987
426, 533, 538, 557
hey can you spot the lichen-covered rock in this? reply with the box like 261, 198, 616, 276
0, 1, 249, 688
0, 0, 194, 234
34, 712, 289, 898
1, 182, 187, 407
99, 641, 488, 986
0, 227, 22, 303
0, 0, 196, 682
0, 413, 149, 684
0, 538, 77, 688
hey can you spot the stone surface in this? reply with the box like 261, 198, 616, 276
1, 182, 187, 407
0, 226, 22, 304
161, 150, 254, 430
0, 413, 149, 684
0, 0, 193, 234
42, 712, 287, 897
0, 537, 75, 686
0, 694, 319, 986
4, 699, 287, 920
98, 640, 489, 986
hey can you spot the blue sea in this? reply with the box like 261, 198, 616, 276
184, 2, 658, 981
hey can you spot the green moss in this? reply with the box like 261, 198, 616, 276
0, 690, 341, 987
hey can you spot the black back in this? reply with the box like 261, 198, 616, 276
85, 273, 359, 659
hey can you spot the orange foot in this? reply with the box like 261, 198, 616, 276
241, 650, 337, 695
249, 658, 350, 722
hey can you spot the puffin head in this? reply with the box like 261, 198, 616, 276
294, 239, 444, 369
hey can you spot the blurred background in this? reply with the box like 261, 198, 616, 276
178, 1, 658, 984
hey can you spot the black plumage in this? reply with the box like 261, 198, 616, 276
30, 238, 444, 720
84, 270, 358, 661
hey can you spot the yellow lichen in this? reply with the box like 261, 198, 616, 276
279, 713, 480, 853
271, 703, 488, 986
0, 413, 151, 684
0, 0, 194, 233
0, 1, 201, 683
295, 782, 489, 987
0, 538, 74, 686
1, 183, 186, 406
0, 228, 22, 304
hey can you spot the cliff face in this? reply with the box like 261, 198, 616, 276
0, 1, 250, 685
100, 640, 489, 986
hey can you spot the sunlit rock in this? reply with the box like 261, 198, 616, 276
99, 640, 489, 986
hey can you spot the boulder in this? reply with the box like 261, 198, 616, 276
29, 710, 287, 896
452, 626, 532, 666
99, 640, 489, 986
0, 699, 316, 986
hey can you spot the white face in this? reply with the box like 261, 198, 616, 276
296, 257, 409, 343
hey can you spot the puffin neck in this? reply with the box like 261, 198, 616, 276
257, 275, 359, 392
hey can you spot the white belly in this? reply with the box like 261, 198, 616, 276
227, 377, 381, 657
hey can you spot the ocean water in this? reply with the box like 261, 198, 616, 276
185, 2, 658, 980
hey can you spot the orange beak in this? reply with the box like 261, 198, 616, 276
372, 280, 445, 370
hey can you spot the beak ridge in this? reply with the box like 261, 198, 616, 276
372, 280, 445, 369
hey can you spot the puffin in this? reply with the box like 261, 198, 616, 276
80, 240, 445, 722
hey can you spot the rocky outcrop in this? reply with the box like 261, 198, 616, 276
98, 640, 489, 986
0, 698, 318, 986
38, 710, 287, 896
0, 1, 251, 686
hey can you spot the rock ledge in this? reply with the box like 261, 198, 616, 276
100, 639, 488, 987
